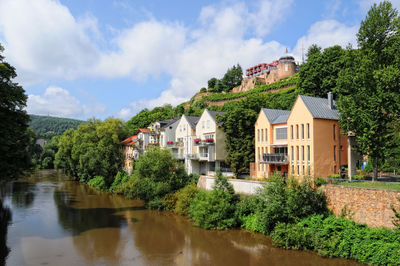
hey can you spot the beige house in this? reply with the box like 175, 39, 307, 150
255, 93, 350, 180
194, 109, 232, 176
254, 109, 290, 179
173, 115, 200, 174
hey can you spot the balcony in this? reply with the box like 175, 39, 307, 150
173, 153, 185, 160
198, 152, 208, 161
186, 154, 198, 160
261, 153, 288, 164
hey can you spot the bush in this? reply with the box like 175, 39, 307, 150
270, 214, 400, 265
240, 174, 328, 234
87, 176, 107, 191
189, 174, 239, 229
109, 171, 129, 192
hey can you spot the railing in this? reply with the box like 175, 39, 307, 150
261, 153, 288, 164
186, 154, 198, 160
173, 153, 185, 160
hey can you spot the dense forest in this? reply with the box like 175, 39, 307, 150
29, 114, 85, 139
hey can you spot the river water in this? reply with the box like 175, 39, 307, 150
0, 170, 360, 266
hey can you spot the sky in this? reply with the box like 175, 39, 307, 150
0, 0, 398, 121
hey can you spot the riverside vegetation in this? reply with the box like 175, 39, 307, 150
68, 147, 400, 265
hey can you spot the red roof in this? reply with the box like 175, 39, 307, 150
137, 128, 150, 134
121, 135, 138, 145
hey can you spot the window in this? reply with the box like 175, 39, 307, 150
291, 125, 293, 139
265, 128, 268, 141
333, 124, 336, 140
333, 145, 336, 161
275, 127, 287, 140
307, 145, 310, 161
261, 129, 264, 142
296, 125, 299, 139
307, 123, 310, 139
296, 146, 299, 160
291, 146, 294, 160
257, 129, 260, 142
301, 124, 304, 139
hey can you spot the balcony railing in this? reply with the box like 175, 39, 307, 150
186, 154, 198, 160
173, 153, 185, 160
261, 153, 288, 164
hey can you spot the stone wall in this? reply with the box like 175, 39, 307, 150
197, 176, 264, 195
321, 185, 400, 228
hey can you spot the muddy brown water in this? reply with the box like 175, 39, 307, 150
0, 170, 361, 266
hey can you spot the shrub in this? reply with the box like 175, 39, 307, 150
271, 214, 400, 265
87, 176, 107, 191
189, 174, 239, 229
109, 171, 129, 192
314, 177, 328, 187
245, 174, 328, 234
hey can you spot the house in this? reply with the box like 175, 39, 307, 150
173, 115, 200, 174
255, 93, 350, 179
193, 109, 232, 176
254, 108, 291, 178
121, 135, 139, 173
158, 118, 180, 148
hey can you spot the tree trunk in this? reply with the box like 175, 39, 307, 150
373, 158, 378, 182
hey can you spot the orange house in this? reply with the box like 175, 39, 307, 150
255, 93, 348, 179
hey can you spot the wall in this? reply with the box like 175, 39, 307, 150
321, 185, 400, 228
197, 176, 264, 195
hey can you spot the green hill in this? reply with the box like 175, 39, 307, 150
29, 114, 85, 139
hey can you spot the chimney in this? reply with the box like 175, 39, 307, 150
328, 92, 333, 109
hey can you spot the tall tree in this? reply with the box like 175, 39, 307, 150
298, 44, 345, 98
0, 43, 31, 179
336, 1, 400, 180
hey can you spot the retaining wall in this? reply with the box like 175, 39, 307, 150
321, 185, 400, 228
197, 176, 264, 195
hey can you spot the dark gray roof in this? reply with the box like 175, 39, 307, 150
261, 108, 290, 124
160, 118, 180, 129
186, 116, 200, 129
299, 95, 339, 120
207, 110, 225, 126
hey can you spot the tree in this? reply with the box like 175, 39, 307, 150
0, 43, 31, 179
207, 77, 218, 89
221, 64, 243, 92
336, 1, 400, 180
298, 44, 345, 98
55, 118, 128, 182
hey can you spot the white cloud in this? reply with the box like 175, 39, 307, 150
357, 0, 400, 12
292, 20, 358, 60
27, 86, 106, 118
0, 0, 99, 85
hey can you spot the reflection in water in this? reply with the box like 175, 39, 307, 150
0, 199, 11, 266
2, 170, 361, 266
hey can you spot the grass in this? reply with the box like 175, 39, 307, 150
337, 181, 400, 191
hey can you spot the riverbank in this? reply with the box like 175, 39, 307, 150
2, 169, 362, 266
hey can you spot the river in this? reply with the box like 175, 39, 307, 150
0, 170, 360, 266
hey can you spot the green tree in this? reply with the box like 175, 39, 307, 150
0, 43, 31, 179
336, 1, 400, 180
298, 44, 345, 97
221, 64, 243, 92
125, 105, 174, 134
207, 77, 218, 89
55, 118, 128, 183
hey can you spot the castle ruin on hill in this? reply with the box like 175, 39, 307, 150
232, 54, 299, 93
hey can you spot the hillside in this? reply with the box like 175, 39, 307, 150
29, 114, 85, 139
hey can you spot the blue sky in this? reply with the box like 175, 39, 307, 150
0, 0, 397, 120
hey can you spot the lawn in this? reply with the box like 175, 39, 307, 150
337, 181, 400, 191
